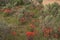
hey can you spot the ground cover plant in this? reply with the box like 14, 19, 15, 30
0, 0, 60, 40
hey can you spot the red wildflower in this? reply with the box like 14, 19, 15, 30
20, 17, 25, 23
4, 8, 11, 13
43, 27, 53, 34
11, 31, 16, 36
26, 32, 35, 37
49, 28, 53, 33
58, 27, 60, 32
43, 27, 53, 37
44, 33, 49, 37
29, 12, 34, 17
32, 19, 36, 23
53, 33, 59, 38
30, 24, 35, 28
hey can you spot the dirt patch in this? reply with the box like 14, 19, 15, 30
43, 0, 60, 5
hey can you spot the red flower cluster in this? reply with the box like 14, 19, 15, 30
4, 8, 11, 13
20, 17, 26, 23
42, 27, 53, 37
53, 33, 59, 38
58, 27, 60, 32
26, 32, 35, 37
30, 24, 36, 28
11, 31, 16, 36
32, 19, 36, 23
29, 12, 34, 17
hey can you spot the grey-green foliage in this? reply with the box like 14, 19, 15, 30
0, 21, 9, 40
0, 0, 25, 7
9, 0, 31, 6
41, 2, 60, 27
0, 0, 10, 6
38, 0, 43, 3
46, 2, 60, 16
0, 21, 8, 28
